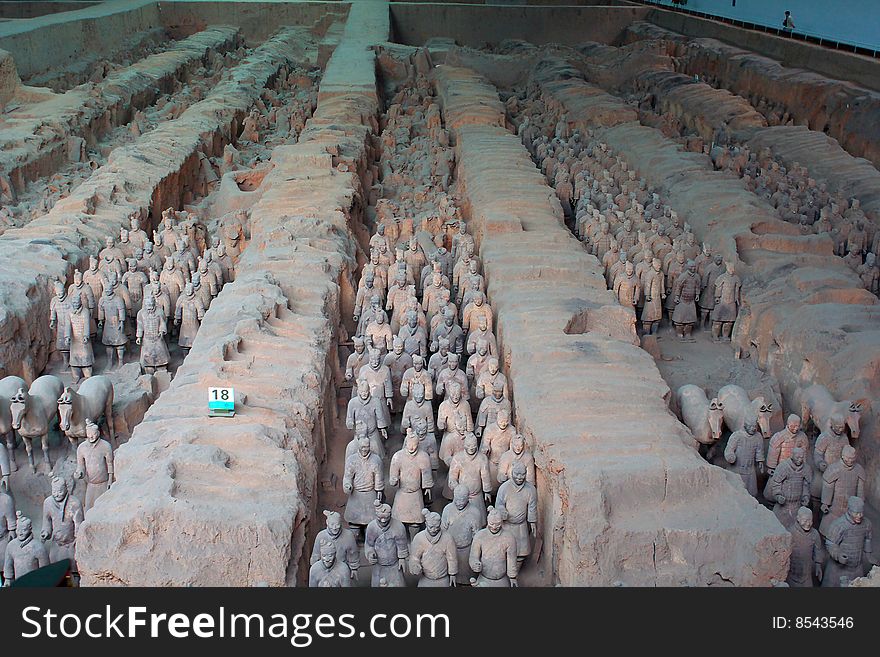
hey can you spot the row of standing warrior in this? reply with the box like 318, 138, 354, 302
310, 76, 535, 588
0, 206, 242, 585
509, 88, 873, 586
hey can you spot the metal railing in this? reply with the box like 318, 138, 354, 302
635, 0, 880, 58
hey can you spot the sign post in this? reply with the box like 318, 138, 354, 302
208, 387, 235, 417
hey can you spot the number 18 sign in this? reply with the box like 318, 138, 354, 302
208, 387, 235, 417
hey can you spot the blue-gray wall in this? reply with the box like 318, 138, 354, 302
647, 0, 878, 50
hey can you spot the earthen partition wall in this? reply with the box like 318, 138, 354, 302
77, 0, 388, 586
433, 64, 789, 586
0, 26, 316, 383
529, 56, 880, 511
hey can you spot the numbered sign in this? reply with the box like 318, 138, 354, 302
208, 387, 235, 417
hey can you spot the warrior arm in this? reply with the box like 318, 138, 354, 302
420, 457, 434, 490
446, 537, 458, 577
723, 433, 739, 464
395, 526, 410, 559
480, 460, 492, 494
105, 445, 115, 481
344, 401, 355, 430
496, 487, 509, 520
373, 403, 388, 431
41, 500, 53, 540
3, 546, 13, 581
388, 454, 401, 487
447, 460, 460, 492
341, 460, 354, 494
766, 436, 782, 470
801, 468, 812, 501
820, 472, 836, 509
468, 536, 482, 573
37, 542, 50, 569
408, 541, 424, 576
373, 461, 386, 493
528, 487, 538, 524
383, 370, 394, 400
506, 538, 519, 580
399, 408, 412, 432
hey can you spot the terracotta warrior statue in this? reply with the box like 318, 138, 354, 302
409, 509, 459, 587
63, 295, 94, 383
640, 258, 664, 335
136, 294, 170, 374
400, 354, 434, 401
711, 262, 741, 341
495, 461, 538, 565
364, 500, 409, 587
346, 379, 389, 459
0, 488, 15, 560
174, 282, 205, 355
355, 348, 394, 413
389, 429, 433, 534
813, 413, 851, 502
481, 408, 515, 494
822, 497, 874, 587
68, 268, 96, 336
442, 484, 484, 585
787, 506, 824, 587
2, 513, 49, 586
49, 280, 73, 369
308, 539, 351, 587
344, 336, 368, 382
75, 419, 114, 511
820, 445, 866, 537
764, 447, 811, 529
723, 413, 765, 497
436, 352, 469, 402
767, 414, 809, 474
83, 256, 106, 319
469, 506, 519, 587
310, 510, 359, 581
97, 275, 128, 370
475, 380, 510, 439
448, 433, 492, 524
698, 253, 723, 328
614, 261, 641, 309
400, 383, 437, 468
384, 336, 412, 412
342, 435, 384, 537
497, 434, 536, 487
41, 477, 84, 575
671, 260, 700, 341
474, 356, 508, 402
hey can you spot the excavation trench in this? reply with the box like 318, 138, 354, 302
3, 53, 322, 556
1, 26, 244, 199
521, 53, 880, 516
432, 62, 789, 586
76, 2, 387, 586
3, 28, 248, 231
0, 25, 322, 385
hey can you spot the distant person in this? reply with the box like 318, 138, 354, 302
782, 11, 795, 33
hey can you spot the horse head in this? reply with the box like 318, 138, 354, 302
707, 398, 724, 442
753, 398, 774, 438
846, 401, 864, 439
57, 386, 75, 433
9, 387, 28, 430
